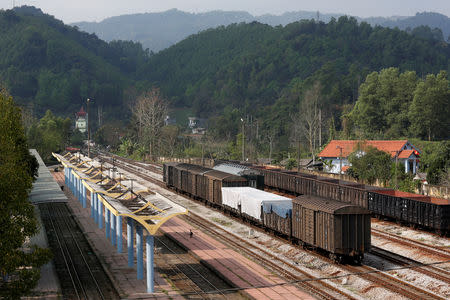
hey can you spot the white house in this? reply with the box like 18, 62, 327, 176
75, 106, 87, 133
318, 140, 421, 174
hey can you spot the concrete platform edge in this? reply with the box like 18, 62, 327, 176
66, 203, 128, 299
163, 230, 254, 300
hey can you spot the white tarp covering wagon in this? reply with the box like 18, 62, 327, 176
221, 187, 292, 221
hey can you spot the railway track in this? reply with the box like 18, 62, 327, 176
153, 234, 242, 299
370, 246, 450, 285
183, 213, 357, 300
372, 229, 450, 260
99, 154, 356, 299
98, 153, 449, 299
39, 202, 120, 300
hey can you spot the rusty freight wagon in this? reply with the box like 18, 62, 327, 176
292, 195, 371, 263
201, 170, 248, 207
262, 200, 293, 237
368, 190, 450, 234
163, 162, 179, 188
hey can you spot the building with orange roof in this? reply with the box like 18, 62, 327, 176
318, 140, 420, 174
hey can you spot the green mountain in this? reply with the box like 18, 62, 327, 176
141, 17, 450, 138
73, 9, 449, 53
0, 6, 148, 117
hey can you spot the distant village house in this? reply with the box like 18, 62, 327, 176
75, 106, 87, 133
318, 140, 421, 174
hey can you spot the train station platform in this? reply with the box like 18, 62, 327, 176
161, 217, 315, 300
52, 170, 182, 299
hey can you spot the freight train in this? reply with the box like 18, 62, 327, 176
252, 166, 450, 235
163, 162, 371, 263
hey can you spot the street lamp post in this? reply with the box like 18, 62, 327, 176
241, 118, 245, 162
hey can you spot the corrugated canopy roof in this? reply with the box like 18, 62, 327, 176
53, 152, 188, 235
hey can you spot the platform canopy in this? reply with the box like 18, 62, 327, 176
53, 152, 188, 235
29, 149, 67, 204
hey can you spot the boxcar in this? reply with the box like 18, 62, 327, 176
213, 163, 264, 189
202, 170, 248, 207
187, 165, 211, 199
262, 201, 292, 237
292, 195, 371, 262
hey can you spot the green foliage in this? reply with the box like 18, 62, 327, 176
0, 7, 147, 115
0, 91, 51, 297
348, 69, 449, 140
348, 146, 392, 185
285, 158, 297, 170
143, 17, 450, 149
419, 141, 450, 185
408, 71, 450, 141
27, 110, 71, 162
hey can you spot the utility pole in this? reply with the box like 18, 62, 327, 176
87, 98, 91, 158
336, 146, 343, 179
241, 118, 245, 162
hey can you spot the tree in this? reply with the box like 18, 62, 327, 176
131, 88, 168, 159
409, 71, 450, 141
298, 82, 321, 162
0, 90, 51, 298
419, 141, 450, 185
347, 145, 392, 185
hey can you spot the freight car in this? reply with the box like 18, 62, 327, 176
163, 162, 370, 262
292, 195, 371, 263
252, 166, 450, 234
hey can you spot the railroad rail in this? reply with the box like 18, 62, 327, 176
39, 202, 120, 300
97, 153, 448, 299
99, 154, 356, 299
372, 229, 450, 259
343, 262, 445, 300
183, 213, 356, 300
370, 246, 450, 285
153, 234, 235, 299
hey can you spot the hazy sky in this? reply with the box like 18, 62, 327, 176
1, 0, 449, 23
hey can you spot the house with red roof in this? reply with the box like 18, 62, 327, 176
318, 140, 421, 174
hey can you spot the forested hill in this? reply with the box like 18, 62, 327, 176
0, 6, 148, 116
141, 17, 450, 122
73, 9, 450, 52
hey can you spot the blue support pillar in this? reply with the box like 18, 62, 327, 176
90, 190, 95, 218
127, 218, 134, 267
117, 216, 122, 253
69, 170, 72, 192
111, 214, 116, 246
98, 200, 103, 229
93, 193, 98, 224
77, 177, 80, 201
82, 181, 87, 208
146, 235, 154, 293
105, 208, 110, 239
136, 225, 143, 280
